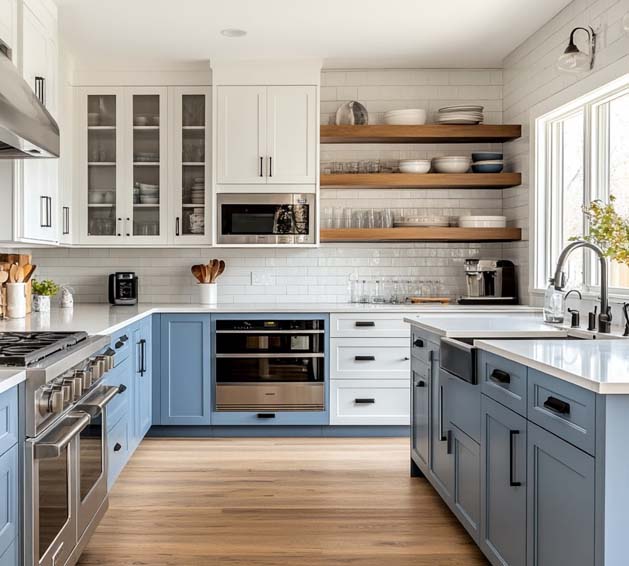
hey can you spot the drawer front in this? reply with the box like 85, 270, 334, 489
108, 414, 131, 490
331, 313, 410, 338
411, 328, 440, 364
528, 369, 596, 455
442, 369, 481, 444
110, 326, 132, 366
480, 351, 527, 416
0, 445, 18, 560
0, 540, 16, 566
330, 379, 410, 425
331, 338, 410, 379
105, 356, 132, 432
0, 388, 18, 457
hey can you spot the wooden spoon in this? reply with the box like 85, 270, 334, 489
191, 264, 204, 284
14, 265, 24, 283
22, 264, 36, 283
0, 271, 8, 285
9, 264, 18, 283
209, 260, 220, 283
216, 260, 225, 280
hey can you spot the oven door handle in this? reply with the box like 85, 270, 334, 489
76, 385, 122, 417
34, 412, 91, 459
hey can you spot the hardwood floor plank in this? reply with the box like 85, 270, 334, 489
78, 438, 488, 565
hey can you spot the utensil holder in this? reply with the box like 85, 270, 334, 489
6, 283, 26, 318
199, 283, 217, 305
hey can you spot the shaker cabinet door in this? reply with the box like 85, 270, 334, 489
411, 367, 430, 468
430, 364, 453, 501
451, 426, 480, 542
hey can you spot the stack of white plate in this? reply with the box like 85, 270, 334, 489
394, 215, 450, 227
458, 215, 506, 228
384, 108, 427, 125
139, 183, 159, 205
399, 159, 431, 174
190, 178, 205, 205
437, 105, 484, 124
431, 156, 470, 174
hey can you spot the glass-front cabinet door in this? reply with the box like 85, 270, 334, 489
127, 87, 169, 244
170, 87, 211, 244
79, 88, 124, 245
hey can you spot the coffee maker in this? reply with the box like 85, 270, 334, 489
457, 259, 518, 305
109, 272, 139, 305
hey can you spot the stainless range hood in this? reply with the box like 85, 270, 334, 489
0, 48, 59, 158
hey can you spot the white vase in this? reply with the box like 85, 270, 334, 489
6, 283, 26, 318
199, 283, 217, 305
32, 294, 51, 313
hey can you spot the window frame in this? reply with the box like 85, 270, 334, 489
533, 72, 629, 297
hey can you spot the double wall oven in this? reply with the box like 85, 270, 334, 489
215, 317, 326, 413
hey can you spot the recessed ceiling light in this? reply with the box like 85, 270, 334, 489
220, 29, 247, 38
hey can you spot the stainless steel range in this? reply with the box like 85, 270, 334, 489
0, 331, 120, 566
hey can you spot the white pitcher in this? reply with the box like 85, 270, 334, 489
6, 283, 26, 318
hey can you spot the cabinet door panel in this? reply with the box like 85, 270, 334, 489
133, 319, 152, 443
451, 426, 480, 542
266, 86, 316, 184
480, 395, 527, 566
430, 361, 452, 500
0, 445, 18, 559
217, 86, 266, 184
411, 367, 430, 468
160, 315, 211, 425
527, 421, 595, 566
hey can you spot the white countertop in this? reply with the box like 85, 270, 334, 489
0, 303, 541, 337
476, 339, 629, 394
0, 369, 26, 395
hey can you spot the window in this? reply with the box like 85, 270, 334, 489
535, 74, 629, 294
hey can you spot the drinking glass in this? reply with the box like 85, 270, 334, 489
333, 208, 344, 229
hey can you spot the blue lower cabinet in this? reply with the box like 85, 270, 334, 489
132, 317, 152, 445
159, 314, 211, 425
480, 395, 527, 566
431, 367, 453, 501
0, 388, 18, 457
450, 426, 480, 542
0, 540, 16, 566
411, 366, 430, 468
526, 421, 595, 566
0, 444, 18, 561
108, 414, 131, 490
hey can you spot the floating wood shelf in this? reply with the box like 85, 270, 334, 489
321, 172, 521, 189
320, 124, 522, 144
320, 227, 522, 243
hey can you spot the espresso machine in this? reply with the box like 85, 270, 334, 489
457, 259, 518, 305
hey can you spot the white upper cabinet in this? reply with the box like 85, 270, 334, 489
0, 0, 17, 57
266, 86, 317, 184
216, 86, 266, 185
216, 85, 317, 186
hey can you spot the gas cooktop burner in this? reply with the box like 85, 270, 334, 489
0, 331, 89, 366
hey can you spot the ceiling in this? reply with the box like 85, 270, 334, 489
56, 0, 573, 70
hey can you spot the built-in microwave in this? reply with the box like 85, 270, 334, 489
217, 193, 315, 245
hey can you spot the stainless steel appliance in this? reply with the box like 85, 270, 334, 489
457, 259, 518, 305
0, 44, 59, 158
108, 272, 138, 305
215, 319, 325, 412
217, 193, 315, 245
0, 331, 120, 566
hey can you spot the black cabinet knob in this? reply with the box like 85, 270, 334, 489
113, 442, 122, 452
118, 384, 127, 394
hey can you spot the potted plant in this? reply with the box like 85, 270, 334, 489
31, 279, 60, 313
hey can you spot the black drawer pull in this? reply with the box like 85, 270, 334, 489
118, 384, 127, 394
355, 321, 375, 327
119, 335, 129, 343
257, 413, 275, 419
416, 380, 426, 388
446, 429, 453, 455
113, 442, 122, 452
489, 369, 511, 384
355, 398, 375, 404
543, 396, 570, 415
413, 339, 424, 348
509, 430, 522, 487
354, 355, 375, 361
115, 340, 124, 349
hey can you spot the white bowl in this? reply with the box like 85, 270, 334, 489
432, 157, 470, 173
384, 108, 426, 125
140, 196, 159, 205
399, 160, 431, 174
432, 155, 470, 161
458, 215, 506, 228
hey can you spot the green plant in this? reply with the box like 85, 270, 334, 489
31, 279, 60, 296
573, 195, 629, 265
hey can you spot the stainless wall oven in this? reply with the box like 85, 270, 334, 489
217, 193, 315, 245
215, 319, 325, 411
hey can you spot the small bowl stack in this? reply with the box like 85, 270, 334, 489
458, 215, 507, 228
139, 183, 159, 205
471, 152, 504, 173
437, 105, 484, 124
190, 178, 205, 205
431, 156, 470, 174
399, 159, 431, 174
383, 108, 427, 125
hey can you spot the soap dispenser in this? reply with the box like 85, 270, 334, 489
543, 278, 564, 323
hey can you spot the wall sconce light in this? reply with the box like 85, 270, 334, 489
557, 26, 596, 73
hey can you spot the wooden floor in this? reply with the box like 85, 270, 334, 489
78, 438, 487, 566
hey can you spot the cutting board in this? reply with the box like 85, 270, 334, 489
0, 253, 33, 315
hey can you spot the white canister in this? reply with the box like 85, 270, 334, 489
199, 283, 217, 305
6, 283, 26, 318
32, 295, 51, 313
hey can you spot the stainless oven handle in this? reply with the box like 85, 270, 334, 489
34, 412, 91, 459
215, 353, 324, 358
75, 385, 121, 417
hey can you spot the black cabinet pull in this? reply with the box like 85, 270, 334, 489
489, 369, 511, 384
543, 396, 570, 415
259, 156, 263, 177
446, 429, 453, 455
354, 398, 375, 404
62, 206, 70, 235
413, 338, 424, 348
416, 380, 426, 388
355, 321, 375, 327
509, 430, 522, 487
354, 355, 375, 361
113, 442, 122, 452
257, 413, 275, 419
118, 384, 127, 394
120, 335, 129, 343
403, 357, 410, 361
439, 385, 446, 441
115, 340, 124, 349
269, 156, 272, 177
138, 338, 146, 376
175, 216, 180, 237
40, 196, 52, 228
